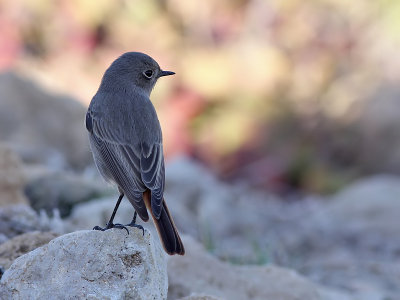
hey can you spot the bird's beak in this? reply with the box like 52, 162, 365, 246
159, 70, 175, 77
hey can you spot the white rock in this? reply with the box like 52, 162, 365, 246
0, 229, 167, 300
0, 231, 59, 271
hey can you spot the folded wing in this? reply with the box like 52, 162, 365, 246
87, 109, 166, 222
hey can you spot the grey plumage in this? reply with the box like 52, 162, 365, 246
86, 52, 184, 255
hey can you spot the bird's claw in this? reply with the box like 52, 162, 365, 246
125, 222, 145, 236
93, 223, 129, 235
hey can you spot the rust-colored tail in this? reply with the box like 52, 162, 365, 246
144, 192, 185, 255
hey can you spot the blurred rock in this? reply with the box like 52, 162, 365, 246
0, 72, 91, 170
0, 235, 7, 245
326, 175, 400, 243
0, 231, 58, 272
0, 229, 167, 300
24, 168, 112, 218
177, 295, 222, 300
0, 205, 41, 239
164, 157, 296, 262
0, 204, 66, 240
296, 175, 400, 300
168, 235, 352, 300
356, 85, 400, 173
165, 158, 397, 299
0, 145, 27, 206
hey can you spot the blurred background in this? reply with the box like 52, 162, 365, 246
1, 0, 400, 299
1, 0, 400, 194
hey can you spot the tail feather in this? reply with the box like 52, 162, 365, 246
144, 191, 185, 255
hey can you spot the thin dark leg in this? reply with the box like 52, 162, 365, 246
131, 211, 137, 224
125, 211, 144, 236
93, 194, 129, 234
107, 193, 124, 225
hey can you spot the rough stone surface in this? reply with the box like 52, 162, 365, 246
0, 72, 91, 170
168, 235, 350, 300
0, 231, 59, 271
0, 229, 167, 300
0, 145, 27, 206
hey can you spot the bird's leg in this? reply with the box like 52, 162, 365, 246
125, 211, 144, 236
93, 194, 129, 234
130, 211, 137, 224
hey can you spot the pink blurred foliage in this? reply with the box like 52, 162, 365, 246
159, 85, 206, 159
0, 8, 22, 68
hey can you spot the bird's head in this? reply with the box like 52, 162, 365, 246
100, 52, 175, 95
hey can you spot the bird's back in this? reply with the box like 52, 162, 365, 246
88, 89, 162, 145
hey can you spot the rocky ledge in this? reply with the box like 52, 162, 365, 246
0, 229, 167, 300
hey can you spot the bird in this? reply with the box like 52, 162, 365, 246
85, 52, 185, 255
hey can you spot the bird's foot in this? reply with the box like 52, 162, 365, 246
125, 221, 145, 236
93, 222, 129, 234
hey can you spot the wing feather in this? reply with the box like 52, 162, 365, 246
140, 142, 164, 218
87, 108, 165, 220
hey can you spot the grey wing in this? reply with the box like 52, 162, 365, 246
87, 111, 149, 221
141, 142, 165, 219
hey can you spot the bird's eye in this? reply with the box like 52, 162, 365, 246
143, 70, 153, 79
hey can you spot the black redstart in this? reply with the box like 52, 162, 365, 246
86, 52, 184, 255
